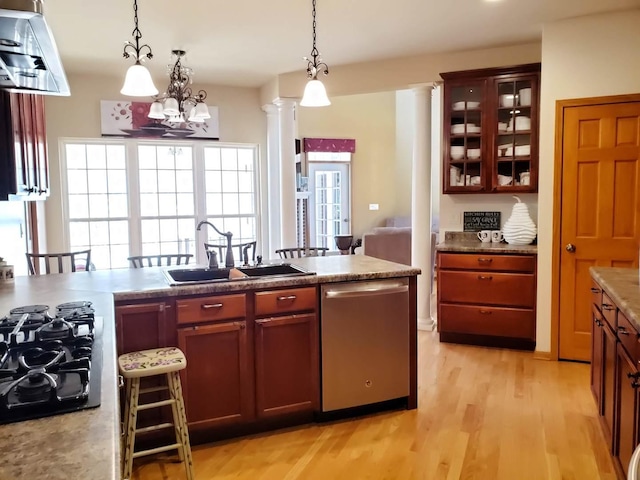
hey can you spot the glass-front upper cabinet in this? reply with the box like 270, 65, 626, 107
441, 64, 540, 194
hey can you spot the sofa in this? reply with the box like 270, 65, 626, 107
362, 217, 412, 266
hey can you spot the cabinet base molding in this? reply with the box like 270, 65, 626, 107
439, 332, 535, 351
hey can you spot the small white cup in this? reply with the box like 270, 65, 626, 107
477, 230, 491, 243
491, 230, 504, 243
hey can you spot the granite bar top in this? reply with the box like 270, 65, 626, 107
590, 267, 640, 331
436, 231, 538, 254
0, 255, 419, 479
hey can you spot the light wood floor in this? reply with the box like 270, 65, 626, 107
133, 330, 617, 480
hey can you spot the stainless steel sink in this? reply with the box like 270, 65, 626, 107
163, 263, 315, 286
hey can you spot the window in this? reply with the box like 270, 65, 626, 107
61, 139, 259, 269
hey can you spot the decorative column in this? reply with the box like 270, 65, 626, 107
411, 84, 435, 331
262, 103, 281, 257
274, 98, 298, 249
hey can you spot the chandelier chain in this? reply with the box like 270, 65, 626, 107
304, 0, 328, 80
123, 0, 153, 63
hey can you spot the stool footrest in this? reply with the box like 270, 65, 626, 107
132, 443, 181, 459
136, 422, 174, 434
140, 385, 168, 394
137, 398, 176, 411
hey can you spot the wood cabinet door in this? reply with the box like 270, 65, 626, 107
178, 321, 254, 430
616, 343, 640, 477
558, 100, 640, 361
254, 313, 319, 418
115, 302, 172, 355
602, 320, 617, 449
31, 94, 49, 196
590, 304, 604, 413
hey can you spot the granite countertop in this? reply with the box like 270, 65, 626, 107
436, 231, 538, 254
0, 255, 419, 480
590, 267, 640, 330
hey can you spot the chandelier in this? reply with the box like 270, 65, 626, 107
300, 0, 330, 107
147, 50, 211, 124
120, 0, 158, 97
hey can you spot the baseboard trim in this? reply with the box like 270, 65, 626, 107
533, 350, 553, 361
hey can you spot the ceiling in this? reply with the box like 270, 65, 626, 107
44, 0, 640, 89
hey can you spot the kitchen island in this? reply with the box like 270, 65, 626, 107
0, 255, 419, 480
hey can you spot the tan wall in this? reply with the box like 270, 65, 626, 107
537, 9, 640, 353
297, 91, 398, 237
278, 43, 541, 97
43, 73, 266, 252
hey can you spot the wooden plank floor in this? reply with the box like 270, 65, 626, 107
132, 330, 617, 480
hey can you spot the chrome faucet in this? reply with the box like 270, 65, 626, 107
196, 221, 235, 268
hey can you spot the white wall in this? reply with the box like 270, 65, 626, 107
43, 73, 266, 253
537, 9, 640, 353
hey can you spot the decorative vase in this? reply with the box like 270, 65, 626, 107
503, 196, 537, 245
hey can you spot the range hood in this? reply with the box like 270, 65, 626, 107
0, 0, 69, 95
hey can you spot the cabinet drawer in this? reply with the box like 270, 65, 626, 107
176, 294, 246, 325
617, 310, 639, 364
590, 280, 603, 310
255, 287, 316, 316
601, 292, 617, 330
438, 253, 535, 273
439, 304, 535, 339
439, 271, 535, 308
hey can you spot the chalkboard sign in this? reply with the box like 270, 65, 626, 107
463, 211, 501, 231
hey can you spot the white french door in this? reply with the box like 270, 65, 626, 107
308, 162, 351, 250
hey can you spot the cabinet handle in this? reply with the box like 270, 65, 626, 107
627, 372, 640, 380
255, 319, 271, 325
201, 303, 223, 310
618, 326, 630, 336
477, 258, 493, 263
602, 304, 614, 311
590, 287, 601, 293
477, 275, 493, 281
277, 295, 297, 302
594, 319, 603, 327
234, 322, 246, 329
479, 310, 492, 315
118, 375, 124, 388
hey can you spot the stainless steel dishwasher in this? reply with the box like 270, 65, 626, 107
320, 278, 410, 412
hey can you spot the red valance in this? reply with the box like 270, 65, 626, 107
303, 138, 356, 153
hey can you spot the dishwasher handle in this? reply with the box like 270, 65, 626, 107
324, 283, 408, 299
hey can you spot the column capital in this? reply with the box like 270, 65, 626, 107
262, 103, 278, 115
273, 97, 298, 110
409, 82, 440, 93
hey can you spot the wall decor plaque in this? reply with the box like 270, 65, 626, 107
463, 211, 501, 232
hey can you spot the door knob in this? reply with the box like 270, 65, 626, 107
565, 243, 576, 252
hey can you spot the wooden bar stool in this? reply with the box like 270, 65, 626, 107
118, 347, 194, 480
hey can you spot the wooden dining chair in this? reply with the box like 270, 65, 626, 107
275, 247, 329, 259
204, 241, 257, 265
26, 249, 92, 275
127, 254, 193, 268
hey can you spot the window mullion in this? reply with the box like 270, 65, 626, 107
127, 141, 142, 257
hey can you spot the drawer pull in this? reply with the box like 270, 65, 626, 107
602, 304, 614, 311
201, 303, 223, 310
477, 258, 493, 263
594, 319, 603, 327
277, 295, 297, 302
479, 310, 492, 315
618, 326, 630, 336
255, 319, 272, 325
477, 275, 493, 281
235, 322, 246, 329
590, 287, 601, 293
628, 372, 640, 388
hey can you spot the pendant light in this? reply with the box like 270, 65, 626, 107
121, 0, 158, 97
300, 0, 330, 107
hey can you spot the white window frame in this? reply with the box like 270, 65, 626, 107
59, 137, 261, 269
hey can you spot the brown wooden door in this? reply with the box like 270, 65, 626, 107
558, 101, 640, 360
616, 344, 639, 477
177, 320, 254, 430
254, 313, 319, 418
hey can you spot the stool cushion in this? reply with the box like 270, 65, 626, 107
118, 347, 187, 378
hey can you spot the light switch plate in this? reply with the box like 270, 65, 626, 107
369, 204, 379, 211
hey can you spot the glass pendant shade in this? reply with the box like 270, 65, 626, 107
163, 97, 180, 116
300, 79, 330, 107
187, 108, 205, 123
194, 102, 211, 119
148, 101, 165, 119
120, 63, 158, 97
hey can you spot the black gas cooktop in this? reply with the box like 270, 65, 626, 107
0, 301, 102, 424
